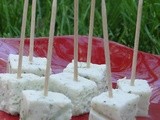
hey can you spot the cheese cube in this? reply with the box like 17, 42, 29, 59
89, 89, 139, 120
49, 72, 98, 116
0, 73, 44, 115
20, 90, 72, 120
64, 61, 107, 93
8, 54, 51, 76
117, 78, 152, 116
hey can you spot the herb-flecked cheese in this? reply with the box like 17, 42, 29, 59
89, 89, 139, 120
0, 73, 44, 115
20, 90, 72, 120
8, 54, 51, 76
117, 78, 152, 116
64, 60, 107, 93
50, 72, 98, 116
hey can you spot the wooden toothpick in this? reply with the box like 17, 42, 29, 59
131, 0, 143, 86
87, 0, 96, 68
29, 0, 37, 63
102, 0, 113, 98
17, 0, 29, 79
44, 0, 57, 96
74, 0, 79, 81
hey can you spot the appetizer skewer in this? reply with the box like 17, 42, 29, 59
0, 0, 45, 115
117, 0, 152, 117
49, 0, 98, 116
20, 0, 72, 119
89, 1, 140, 120
64, 0, 107, 93
8, 0, 51, 77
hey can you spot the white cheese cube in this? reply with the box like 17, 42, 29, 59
117, 78, 152, 116
89, 89, 139, 120
8, 54, 51, 76
49, 72, 98, 116
0, 73, 44, 115
20, 90, 72, 120
64, 60, 107, 93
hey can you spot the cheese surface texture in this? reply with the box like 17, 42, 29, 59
0, 73, 44, 115
8, 54, 51, 76
89, 89, 139, 120
50, 72, 98, 116
64, 60, 107, 93
117, 78, 152, 116
20, 90, 72, 120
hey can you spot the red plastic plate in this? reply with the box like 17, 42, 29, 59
0, 36, 159, 120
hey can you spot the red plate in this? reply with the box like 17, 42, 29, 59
0, 36, 159, 120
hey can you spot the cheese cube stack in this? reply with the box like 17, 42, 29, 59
50, 72, 98, 116
117, 78, 152, 116
64, 60, 107, 93
8, 54, 51, 76
0, 73, 44, 115
20, 90, 72, 120
89, 89, 139, 120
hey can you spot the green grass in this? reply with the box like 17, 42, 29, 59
0, 0, 160, 54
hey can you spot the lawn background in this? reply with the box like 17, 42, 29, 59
0, 0, 160, 54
